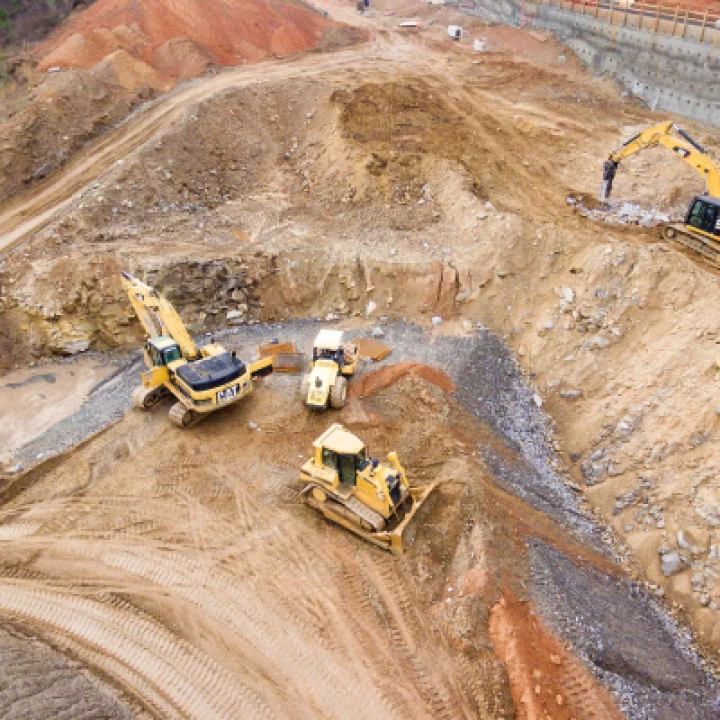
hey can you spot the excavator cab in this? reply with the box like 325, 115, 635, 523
147, 336, 182, 366
686, 196, 720, 238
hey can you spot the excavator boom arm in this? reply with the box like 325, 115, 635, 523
603, 121, 720, 200
121, 272, 199, 359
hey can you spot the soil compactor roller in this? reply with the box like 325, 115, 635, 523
302, 330, 358, 410
121, 272, 272, 427
300, 423, 437, 554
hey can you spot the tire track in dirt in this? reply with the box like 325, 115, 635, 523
0, 583, 277, 720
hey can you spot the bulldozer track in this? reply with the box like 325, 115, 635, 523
363, 555, 472, 719
0, 584, 277, 720
668, 227, 720, 270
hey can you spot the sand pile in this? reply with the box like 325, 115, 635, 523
36, 0, 338, 80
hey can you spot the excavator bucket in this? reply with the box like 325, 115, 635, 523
307, 482, 438, 555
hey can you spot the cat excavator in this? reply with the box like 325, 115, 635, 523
600, 120, 720, 267
121, 272, 272, 427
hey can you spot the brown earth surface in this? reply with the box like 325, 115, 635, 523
1, 0, 720, 715
0, 367, 631, 719
349, 362, 455, 398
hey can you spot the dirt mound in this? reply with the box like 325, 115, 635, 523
35, 0, 340, 79
151, 37, 216, 81
91, 49, 169, 92
350, 362, 455, 399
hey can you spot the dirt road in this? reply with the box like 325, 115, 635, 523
0, 41, 383, 255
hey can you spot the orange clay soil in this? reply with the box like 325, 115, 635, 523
489, 590, 624, 720
35, 0, 340, 77
349, 362, 455, 399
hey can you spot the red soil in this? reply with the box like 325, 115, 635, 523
349, 362, 455, 399
489, 591, 624, 720
35, 0, 338, 79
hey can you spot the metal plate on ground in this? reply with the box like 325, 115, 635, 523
355, 337, 392, 361
258, 341, 297, 358
272, 353, 305, 373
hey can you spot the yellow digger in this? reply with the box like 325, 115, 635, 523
121, 272, 272, 427
600, 120, 720, 266
300, 423, 437, 554
301, 329, 358, 411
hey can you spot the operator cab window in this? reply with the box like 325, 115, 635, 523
322, 448, 337, 470
163, 345, 182, 364
148, 345, 163, 367
338, 455, 357, 486
688, 200, 716, 234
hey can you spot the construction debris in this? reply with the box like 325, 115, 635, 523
355, 337, 392, 361
271, 353, 305, 373
258, 341, 297, 358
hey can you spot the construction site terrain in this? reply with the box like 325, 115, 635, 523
1, 0, 720, 717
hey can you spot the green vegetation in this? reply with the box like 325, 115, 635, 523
0, 0, 95, 47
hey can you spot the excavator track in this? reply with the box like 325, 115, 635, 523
131, 384, 169, 410
168, 401, 203, 428
664, 224, 720, 270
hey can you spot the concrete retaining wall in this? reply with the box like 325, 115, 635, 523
465, 1, 720, 126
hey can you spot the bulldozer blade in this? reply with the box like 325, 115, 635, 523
306, 481, 438, 555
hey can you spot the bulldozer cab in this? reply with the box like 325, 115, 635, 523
315, 424, 370, 486
312, 329, 345, 365
322, 446, 369, 486
314, 347, 344, 364
147, 336, 182, 366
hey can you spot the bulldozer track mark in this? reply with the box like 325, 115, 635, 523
79, 545, 428, 718
360, 556, 472, 718
557, 658, 620, 720
0, 584, 278, 720
0, 521, 42, 540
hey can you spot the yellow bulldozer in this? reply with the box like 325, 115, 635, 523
121, 272, 272, 427
301, 329, 358, 411
601, 120, 720, 266
300, 423, 437, 554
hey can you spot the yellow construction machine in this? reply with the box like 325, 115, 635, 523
301, 329, 358, 411
121, 272, 272, 427
300, 423, 437, 554
600, 120, 720, 266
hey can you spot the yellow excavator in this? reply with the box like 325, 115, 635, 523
600, 120, 720, 266
121, 272, 272, 427
300, 423, 437, 554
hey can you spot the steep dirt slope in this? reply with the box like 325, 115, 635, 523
35, 0, 341, 75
